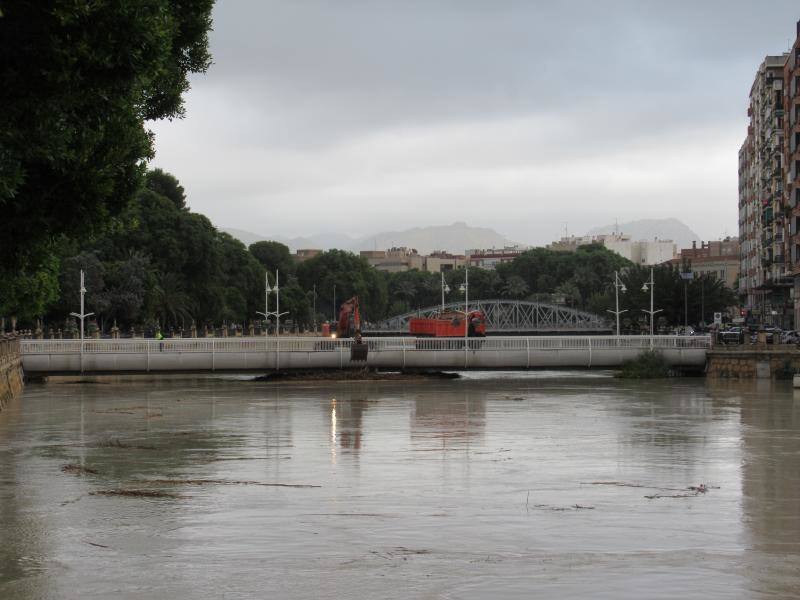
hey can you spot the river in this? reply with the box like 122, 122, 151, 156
0, 372, 798, 599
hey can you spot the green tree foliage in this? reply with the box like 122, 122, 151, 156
296, 250, 388, 323
617, 264, 736, 330
43, 170, 269, 331
249, 241, 295, 277
0, 0, 214, 313
496, 245, 631, 303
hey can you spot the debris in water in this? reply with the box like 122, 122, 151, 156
141, 479, 320, 488
90, 489, 180, 499
95, 438, 157, 450
84, 541, 110, 549
61, 464, 99, 475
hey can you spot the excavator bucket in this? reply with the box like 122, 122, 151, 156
350, 341, 369, 362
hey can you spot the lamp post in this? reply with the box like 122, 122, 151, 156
333, 284, 336, 324
680, 270, 693, 329
256, 270, 288, 370
256, 270, 271, 329
69, 270, 94, 373
606, 271, 627, 336
441, 272, 451, 311
641, 267, 663, 347
312, 284, 317, 333
459, 263, 469, 340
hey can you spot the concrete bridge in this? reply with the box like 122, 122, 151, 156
21, 336, 710, 375
366, 299, 612, 335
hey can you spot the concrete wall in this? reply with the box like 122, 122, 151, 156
21, 336, 709, 374
706, 346, 800, 379
0, 337, 23, 410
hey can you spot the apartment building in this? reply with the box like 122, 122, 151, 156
668, 239, 740, 290
739, 52, 793, 328
786, 21, 800, 327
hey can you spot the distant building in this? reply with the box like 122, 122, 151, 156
425, 251, 465, 273
294, 249, 322, 262
547, 233, 676, 265
667, 238, 740, 289
466, 246, 527, 270
360, 247, 425, 272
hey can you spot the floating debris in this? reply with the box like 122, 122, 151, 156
61, 464, 98, 475
95, 438, 157, 450
90, 489, 180, 499
141, 479, 320, 488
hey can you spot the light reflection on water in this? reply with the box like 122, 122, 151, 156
0, 374, 797, 599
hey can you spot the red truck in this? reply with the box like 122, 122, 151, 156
409, 310, 487, 337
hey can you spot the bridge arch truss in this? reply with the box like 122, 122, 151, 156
366, 299, 611, 334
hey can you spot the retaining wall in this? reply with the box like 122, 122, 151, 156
706, 345, 800, 379
0, 336, 23, 410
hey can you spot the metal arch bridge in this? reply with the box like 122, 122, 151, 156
365, 299, 612, 334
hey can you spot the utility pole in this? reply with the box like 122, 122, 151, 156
313, 284, 317, 333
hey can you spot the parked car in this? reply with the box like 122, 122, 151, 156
780, 330, 800, 344
719, 327, 743, 344
674, 326, 696, 336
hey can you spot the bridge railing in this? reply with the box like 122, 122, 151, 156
21, 335, 712, 355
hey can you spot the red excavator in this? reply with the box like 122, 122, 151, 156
335, 296, 369, 361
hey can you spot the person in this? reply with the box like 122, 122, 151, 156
155, 328, 164, 351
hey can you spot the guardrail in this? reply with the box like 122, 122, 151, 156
21, 335, 712, 355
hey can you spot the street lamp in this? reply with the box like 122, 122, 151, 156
679, 270, 694, 329
69, 269, 94, 341
640, 267, 663, 344
459, 263, 469, 341
606, 270, 627, 336
441, 272, 451, 311
256, 270, 288, 370
69, 269, 94, 374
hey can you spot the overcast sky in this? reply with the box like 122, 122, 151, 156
150, 0, 800, 245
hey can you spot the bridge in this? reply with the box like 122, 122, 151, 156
21, 336, 710, 375
365, 299, 612, 334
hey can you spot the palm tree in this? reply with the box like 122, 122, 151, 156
152, 272, 194, 328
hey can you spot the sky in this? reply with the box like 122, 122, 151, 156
150, 0, 800, 246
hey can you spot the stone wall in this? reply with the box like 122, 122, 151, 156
0, 336, 23, 410
706, 345, 800, 379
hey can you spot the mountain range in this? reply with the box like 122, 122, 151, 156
223, 222, 521, 255
586, 218, 702, 249
224, 218, 707, 256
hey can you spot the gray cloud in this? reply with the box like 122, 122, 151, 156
150, 0, 799, 244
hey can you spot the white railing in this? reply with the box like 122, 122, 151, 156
21, 335, 712, 355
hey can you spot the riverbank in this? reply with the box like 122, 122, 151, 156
0, 336, 23, 410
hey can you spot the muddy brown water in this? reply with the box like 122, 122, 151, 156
0, 372, 798, 599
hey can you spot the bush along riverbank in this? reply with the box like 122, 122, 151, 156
616, 350, 672, 379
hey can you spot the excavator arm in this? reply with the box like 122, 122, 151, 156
336, 296, 368, 361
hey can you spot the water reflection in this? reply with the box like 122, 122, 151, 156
0, 375, 799, 599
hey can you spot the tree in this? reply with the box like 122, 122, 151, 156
296, 250, 388, 323
249, 241, 295, 277
1, 0, 214, 317
500, 275, 529, 299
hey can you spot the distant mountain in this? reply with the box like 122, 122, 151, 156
587, 218, 701, 249
222, 222, 520, 255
